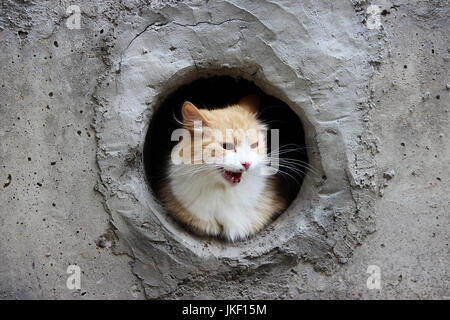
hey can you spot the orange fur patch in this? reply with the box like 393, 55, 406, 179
160, 100, 287, 240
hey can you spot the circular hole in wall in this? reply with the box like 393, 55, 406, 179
143, 76, 308, 240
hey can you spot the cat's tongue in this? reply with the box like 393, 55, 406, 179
223, 170, 242, 184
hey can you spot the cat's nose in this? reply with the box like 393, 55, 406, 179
241, 162, 251, 171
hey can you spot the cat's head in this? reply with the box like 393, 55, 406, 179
174, 94, 268, 185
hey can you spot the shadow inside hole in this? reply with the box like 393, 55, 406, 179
144, 76, 308, 234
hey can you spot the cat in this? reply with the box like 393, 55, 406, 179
160, 94, 286, 241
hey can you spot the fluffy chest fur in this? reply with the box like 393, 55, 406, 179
168, 164, 271, 241
160, 95, 286, 241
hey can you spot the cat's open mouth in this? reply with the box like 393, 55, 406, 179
220, 169, 243, 184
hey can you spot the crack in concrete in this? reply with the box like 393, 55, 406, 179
118, 18, 251, 72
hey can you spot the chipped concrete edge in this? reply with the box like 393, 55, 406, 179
93, 0, 382, 298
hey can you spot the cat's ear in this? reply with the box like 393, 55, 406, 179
238, 94, 260, 114
182, 101, 209, 128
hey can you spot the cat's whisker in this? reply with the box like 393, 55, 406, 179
274, 163, 308, 177
171, 110, 185, 127
170, 165, 215, 178
261, 162, 320, 179
268, 157, 320, 176
267, 143, 313, 152
275, 169, 303, 185
162, 97, 314, 241
260, 161, 320, 176
267, 150, 308, 156
278, 161, 318, 173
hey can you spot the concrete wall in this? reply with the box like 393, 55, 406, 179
0, 0, 448, 299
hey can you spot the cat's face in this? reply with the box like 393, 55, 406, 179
202, 123, 267, 184
179, 95, 268, 185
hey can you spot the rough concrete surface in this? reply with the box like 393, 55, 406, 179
0, 0, 448, 299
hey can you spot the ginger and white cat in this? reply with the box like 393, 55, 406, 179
161, 95, 286, 241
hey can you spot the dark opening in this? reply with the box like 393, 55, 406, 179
144, 76, 308, 222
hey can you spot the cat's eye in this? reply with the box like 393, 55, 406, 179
222, 143, 235, 150
250, 141, 259, 149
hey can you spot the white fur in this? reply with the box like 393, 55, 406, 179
168, 143, 269, 241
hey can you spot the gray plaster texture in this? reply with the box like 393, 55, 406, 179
0, 0, 448, 299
